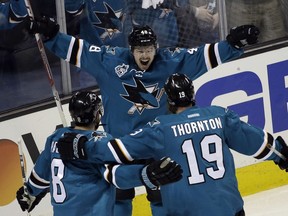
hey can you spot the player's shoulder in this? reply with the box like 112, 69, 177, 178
45, 127, 72, 144
150, 113, 178, 127
204, 105, 239, 119
103, 45, 130, 57
204, 105, 228, 114
157, 47, 197, 59
89, 130, 112, 142
50, 127, 69, 136
207, 105, 226, 111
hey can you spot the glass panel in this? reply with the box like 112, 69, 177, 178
0, 0, 62, 113
280, 0, 288, 33
225, 0, 288, 43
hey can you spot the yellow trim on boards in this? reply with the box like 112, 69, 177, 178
236, 161, 288, 196
132, 161, 288, 216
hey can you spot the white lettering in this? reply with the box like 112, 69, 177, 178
170, 117, 222, 137
177, 124, 185, 136
171, 125, 178, 137
89, 45, 101, 52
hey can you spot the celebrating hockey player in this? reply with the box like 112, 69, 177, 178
57, 73, 288, 216
16, 91, 182, 215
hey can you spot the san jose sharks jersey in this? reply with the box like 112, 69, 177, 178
27, 127, 146, 216
64, 0, 129, 46
0, 0, 27, 30
85, 0, 129, 47
64, 0, 179, 47
83, 105, 282, 216
45, 33, 242, 137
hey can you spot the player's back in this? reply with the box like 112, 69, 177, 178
47, 128, 115, 216
157, 105, 244, 216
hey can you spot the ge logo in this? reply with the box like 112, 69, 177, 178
196, 60, 288, 134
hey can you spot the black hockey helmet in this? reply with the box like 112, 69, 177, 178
164, 73, 195, 108
69, 91, 103, 127
128, 25, 157, 47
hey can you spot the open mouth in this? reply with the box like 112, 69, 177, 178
140, 59, 149, 65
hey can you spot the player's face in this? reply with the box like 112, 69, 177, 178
132, 45, 156, 71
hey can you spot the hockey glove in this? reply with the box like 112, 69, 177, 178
141, 157, 183, 190
16, 186, 47, 213
226, 24, 260, 49
274, 136, 288, 171
57, 133, 88, 160
27, 16, 59, 40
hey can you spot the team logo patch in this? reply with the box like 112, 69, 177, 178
115, 64, 129, 77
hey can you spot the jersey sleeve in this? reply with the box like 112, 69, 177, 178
101, 163, 144, 189
27, 137, 51, 196
224, 108, 282, 162
85, 121, 165, 163
180, 41, 243, 80
9, 0, 27, 23
45, 33, 108, 80
0, 1, 26, 30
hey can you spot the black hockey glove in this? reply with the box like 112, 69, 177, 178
141, 157, 183, 190
27, 16, 59, 40
274, 136, 288, 171
16, 186, 47, 213
226, 24, 260, 49
57, 133, 88, 160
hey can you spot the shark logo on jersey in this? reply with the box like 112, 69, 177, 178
92, 2, 125, 41
115, 64, 129, 77
121, 77, 165, 115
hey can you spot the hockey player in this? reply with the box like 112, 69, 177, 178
62, 1, 178, 212
26, 18, 259, 216
16, 91, 182, 216
25, 21, 260, 139
57, 73, 288, 216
